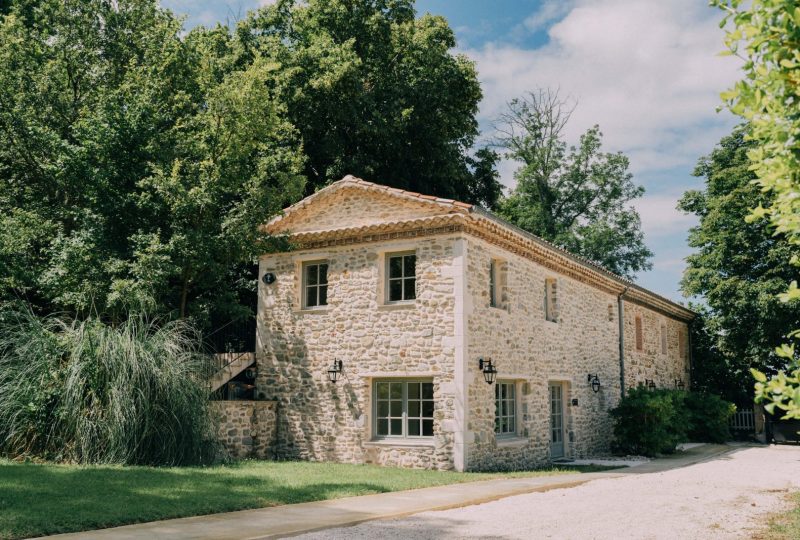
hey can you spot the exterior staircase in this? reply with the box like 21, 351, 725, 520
209, 352, 256, 393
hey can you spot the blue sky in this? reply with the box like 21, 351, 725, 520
161, 0, 741, 303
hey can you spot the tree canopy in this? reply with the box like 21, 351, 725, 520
495, 90, 652, 279
236, 0, 501, 205
679, 126, 800, 404
714, 0, 800, 419
0, 0, 499, 327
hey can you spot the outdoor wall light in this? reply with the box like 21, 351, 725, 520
327, 359, 343, 383
645, 378, 656, 390
478, 357, 497, 385
675, 378, 685, 391
587, 373, 601, 393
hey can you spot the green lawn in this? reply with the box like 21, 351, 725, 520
757, 492, 800, 540
0, 459, 613, 539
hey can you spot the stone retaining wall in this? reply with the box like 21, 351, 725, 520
211, 400, 277, 459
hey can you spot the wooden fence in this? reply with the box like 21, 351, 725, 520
730, 408, 755, 433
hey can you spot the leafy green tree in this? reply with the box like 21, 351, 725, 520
679, 127, 800, 404
236, 0, 498, 204
495, 89, 652, 278
714, 0, 800, 418
0, 1, 305, 323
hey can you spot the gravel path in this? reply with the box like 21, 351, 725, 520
295, 445, 800, 540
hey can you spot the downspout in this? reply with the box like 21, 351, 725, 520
618, 287, 629, 400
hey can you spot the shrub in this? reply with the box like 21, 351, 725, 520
0, 306, 218, 465
685, 391, 736, 443
611, 386, 688, 456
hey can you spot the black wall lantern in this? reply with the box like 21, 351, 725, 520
327, 359, 343, 383
675, 378, 685, 390
478, 357, 497, 385
587, 373, 601, 393
262, 272, 276, 285
645, 378, 656, 390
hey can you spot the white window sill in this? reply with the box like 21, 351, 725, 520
293, 307, 330, 315
377, 302, 416, 311
496, 436, 528, 448
364, 439, 435, 449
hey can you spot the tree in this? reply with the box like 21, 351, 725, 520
0, 0, 306, 324
236, 0, 499, 205
714, 0, 800, 418
679, 126, 800, 404
494, 89, 652, 278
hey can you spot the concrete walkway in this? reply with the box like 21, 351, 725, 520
49, 444, 732, 540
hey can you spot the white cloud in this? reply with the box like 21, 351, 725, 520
633, 194, 697, 239
466, 0, 741, 182
523, 0, 574, 32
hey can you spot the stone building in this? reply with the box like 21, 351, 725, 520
255, 176, 693, 471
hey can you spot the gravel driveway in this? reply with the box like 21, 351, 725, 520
295, 445, 800, 540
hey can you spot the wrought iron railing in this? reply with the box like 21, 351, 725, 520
205, 318, 256, 355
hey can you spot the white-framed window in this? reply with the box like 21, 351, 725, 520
386, 252, 416, 303
545, 278, 558, 322
302, 261, 328, 308
495, 381, 517, 436
373, 380, 434, 438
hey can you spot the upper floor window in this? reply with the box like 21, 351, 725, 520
495, 381, 517, 436
303, 261, 328, 308
489, 258, 506, 309
660, 322, 667, 355
679, 328, 686, 358
545, 278, 558, 322
374, 380, 433, 438
387, 252, 416, 302
635, 314, 644, 351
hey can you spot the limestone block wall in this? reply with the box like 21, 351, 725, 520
256, 235, 460, 470
274, 186, 452, 234
463, 236, 622, 470
211, 400, 277, 459
622, 302, 690, 390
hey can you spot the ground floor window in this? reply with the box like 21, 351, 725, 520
374, 380, 434, 438
495, 381, 516, 436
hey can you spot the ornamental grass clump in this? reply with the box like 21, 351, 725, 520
0, 306, 218, 465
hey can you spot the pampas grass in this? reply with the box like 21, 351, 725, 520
0, 306, 218, 465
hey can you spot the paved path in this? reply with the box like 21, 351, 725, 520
50, 444, 735, 540
298, 444, 800, 540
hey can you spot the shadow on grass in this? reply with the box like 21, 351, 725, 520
0, 461, 399, 539
0, 459, 611, 540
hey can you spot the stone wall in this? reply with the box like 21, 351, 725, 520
256, 229, 691, 471
211, 400, 277, 459
273, 184, 454, 234
623, 302, 690, 390
257, 235, 461, 470
464, 236, 623, 470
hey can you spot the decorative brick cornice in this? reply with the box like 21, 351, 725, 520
292, 223, 465, 250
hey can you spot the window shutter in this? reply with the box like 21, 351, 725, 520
635, 315, 643, 351
545, 278, 558, 322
